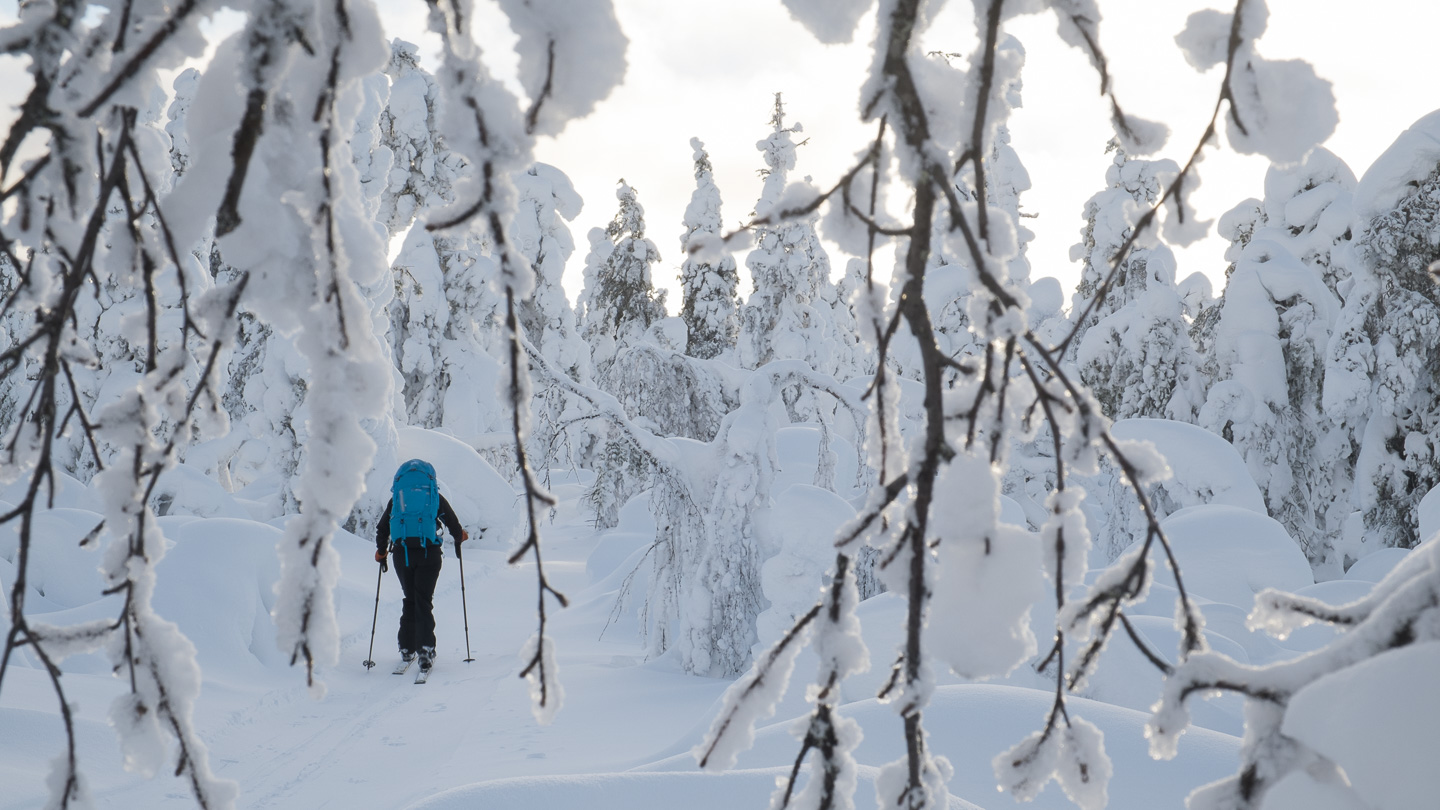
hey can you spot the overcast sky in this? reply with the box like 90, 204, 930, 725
4, 0, 1438, 309
483, 0, 1440, 306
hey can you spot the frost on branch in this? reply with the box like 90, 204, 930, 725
496, 0, 628, 136
1174, 8, 1238, 71
694, 609, 814, 771
994, 715, 1112, 810
1199, 0, 1337, 166
1226, 56, 1337, 166
203, 0, 398, 696
1148, 536, 1440, 809
519, 633, 564, 725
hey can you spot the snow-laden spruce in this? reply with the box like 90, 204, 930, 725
680, 138, 741, 362
1324, 111, 1440, 554
738, 95, 852, 423
1067, 142, 1204, 423
1200, 148, 1356, 572
575, 181, 670, 527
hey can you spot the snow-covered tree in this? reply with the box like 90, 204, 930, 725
514, 163, 587, 380
390, 229, 512, 441
1066, 144, 1203, 421
834, 258, 877, 378
526, 350, 862, 677
1066, 142, 1181, 355
1260, 146, 1357, 298
1199, 149, 1357, 571
578, 181, 667, 380
679, 138, 740, 361
738, 95, 846, 418
513, 163, 592, 475
1326, 112, 1440, 554
573, 182, 668, 527
1075, 247, 1205, 421
376, 39, 463, 240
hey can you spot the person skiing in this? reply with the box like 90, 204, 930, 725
374, 459, 468, 675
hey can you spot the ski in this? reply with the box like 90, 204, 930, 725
414, 664, 431, 684
393, 658, 415, 675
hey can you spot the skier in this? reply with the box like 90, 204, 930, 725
374, 459, 468, 675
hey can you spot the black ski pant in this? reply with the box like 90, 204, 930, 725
392, 541, 443, 655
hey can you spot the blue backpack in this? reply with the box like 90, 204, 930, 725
390, 459, 440, 544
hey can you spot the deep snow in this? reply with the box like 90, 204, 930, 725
6, 424, 1415, 810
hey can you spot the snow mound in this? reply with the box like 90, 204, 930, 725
1282, 642, 1440, 810
396, 426, 521, 548
1342, 547, 1410, 583
1137, 504, 1312, 609
0, 704, 122, 810
772, 425, 861, 500
0, 507, 107, 609
640, 684, 1241, 810
755, 484, 856, 648
151, 463, 254, 520
1111, 419, 1266, 514
151, 518, 286, 679
0, 470, 100, 512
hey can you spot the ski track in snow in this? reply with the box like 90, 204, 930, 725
0, 480, 737, 810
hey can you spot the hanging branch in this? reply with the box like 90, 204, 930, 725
1050, 0, 1255, 361
417, 0, 575, 717
1018, 354, 1074, 740
770, 554, 865, 810
694, 2, 1239, 806
77, 0, 204, 118
506, 289, 567, 714
0, 97, 244, 808
696, 602, 822, 769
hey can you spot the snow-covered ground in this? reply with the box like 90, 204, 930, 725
2, 441, 1416, 810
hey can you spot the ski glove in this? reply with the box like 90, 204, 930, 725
375, 549, 388, 572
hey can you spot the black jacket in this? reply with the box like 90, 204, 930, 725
376, 494, 464, 555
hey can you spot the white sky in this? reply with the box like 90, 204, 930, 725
503, 0, 1440, 307
3, 0, 1438, 310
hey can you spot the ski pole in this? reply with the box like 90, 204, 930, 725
458, 533, 475, 663
363, 557, 384, 669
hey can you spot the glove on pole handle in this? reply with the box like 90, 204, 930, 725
458, 531, 474, 663
363, 557, 384, 669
